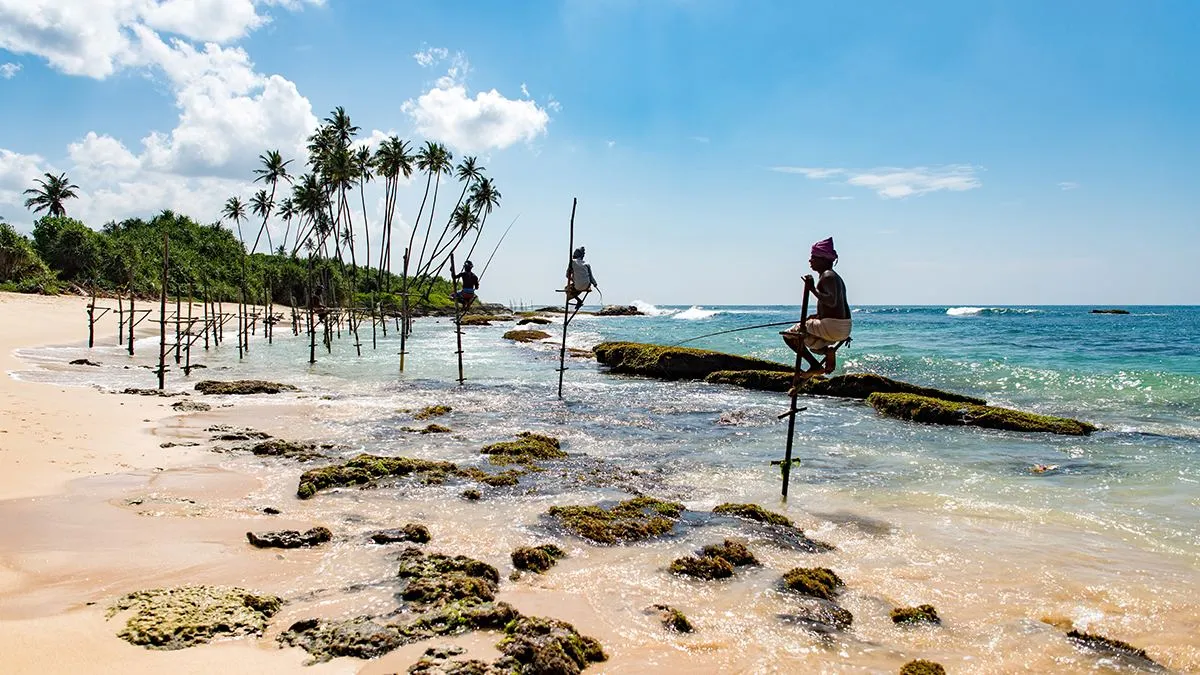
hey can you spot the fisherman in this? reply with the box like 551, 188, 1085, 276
782, 237, 851, 378
451, 260, 479, 310
565, 246, 596, 309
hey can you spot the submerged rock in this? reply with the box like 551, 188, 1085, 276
782, 567, 844, 601
497, 615, 608, 675
107, 585, 281, 650
802, 373, 986, 405
462, 488, 482, 501
246, 526, 332, 549
481, 432, 566, 465
517, 317, 552, 325
243, 438, 324, 461
594, 341, 790, 380
407, 645, 509, 674
595, 305, 643, 316
122, 387, 186, 397
70, 358, 101, 366
403, 424, 453, 434
548, 496, 685, 544
778, 597, 855, 633
1066, 629, 1158, 667
172, 399, 211, 412
397, 547, 501, 606
868, 393, 1097, 436
370, 524, 432, 545
194, 379, 298, 395
899, 659, 946, 675
670, 539, 758, 580
296, 454, 464, 499
711, 503, 834, 553
649, 604, 694, 633
700, 539, 758, 566
206, 424, 271, 441
1090, 308, 1130, 315
891, 604, 941, 625
704, 370, 793, 392
713, 503, 794, 527
511, 544, 566, 573
503, 329, 552, 343
413, 405, 453, 421
459, 315, 494, 326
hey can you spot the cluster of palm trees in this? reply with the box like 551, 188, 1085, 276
221, 106, 503, 364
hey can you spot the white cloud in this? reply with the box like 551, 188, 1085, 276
0, 149, 48, 204
520, 82, 529, 97
413, 46, 448, 67
825, 195, 853, 201
0, 62, 20, 78
1058, 181, 1080, 191
403, 57, 550, 153
773, 164, 982, 199
546, 95, 562, 113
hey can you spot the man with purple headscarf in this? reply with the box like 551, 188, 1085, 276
782, 237, 852, 378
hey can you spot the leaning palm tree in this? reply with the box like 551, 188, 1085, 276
464, 177, 502, 261
250, 150, 292, 253
222, 196, 249, 357
24, 172, 80, 217
418, 156, 483, 277
413, 142, 454, 277
373, 136, 414, 290
277, 197, 296, 256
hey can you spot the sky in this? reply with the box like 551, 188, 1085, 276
1, 0, 1197, 305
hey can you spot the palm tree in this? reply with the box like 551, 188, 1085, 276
222, 196, 249, 357
250, 150, 292, 253
222, 196, 248, 245
418, 156, 483, 276
413, 142, 454, 275
372, 137, 414, 289
249, 189, 273, 249
464, 177, 502, 260
353, 145, 374, 292
24, 172, 80, 217
277, 197, 296, 256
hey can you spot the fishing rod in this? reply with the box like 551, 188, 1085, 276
478, 213, 521, 280
671, 320, 799, 347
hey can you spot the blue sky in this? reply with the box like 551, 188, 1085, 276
1, 0, 1197, 305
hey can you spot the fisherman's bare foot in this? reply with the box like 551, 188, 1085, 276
823, 351, 837, 374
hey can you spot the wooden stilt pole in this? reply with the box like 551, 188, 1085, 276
86, 283, 96, 348
203, 285, 210, 350
450, 252, 465, 385
117, 289, 125, 346
185, 280, 194, 374
128, 287, 136, 356
557, 198, 578, 399
308, 258, 317, 365
267, 277, 274, 345
399, 249, 409, 372
157, 233, 169, 390
780, 288, 812, 499
174, 281, 182, 365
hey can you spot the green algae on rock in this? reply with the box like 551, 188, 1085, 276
502, 329, 552, 342
700, 539, 758, 566
868, 392, 1097, 436
651, 604, 695, 633
593, 341, 790, 380
548, 496, 685, 544
481, 432, 567, 465
899, 659, 946, 675
194, 380, 298, 395
712, 503, 835, 553
782, 567, 844, 600
243, 438, 324, 461
246, 526, 332, 549
801, 373, 986, 404
407, 645, 510, 674
108, 585, 281, 650
713, 503, 794, 527
497, 615, 608, 674
396, 546, 501, 605
462, 488, 482, 500
403, 423, 453, 434
704, 369, 793, 392
891, 604, 941, 625
1066, 629, 1156, 665
413, 404, 453, 420
459, 315, 495, 326
512, 544, 566, 573
668, 554, 734, 580
461, 467, 526, 487
369, 523, 431, 544
296, 454, 464, 499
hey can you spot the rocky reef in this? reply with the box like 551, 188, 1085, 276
246, 526, 332, 549
595, 305, 644, 316
782, 567, 844, 601
704, 370, 793, 392
868, 393, 1097, 436
502, 329, 552, 342
107, 585, 281, 650
243, 438, 326, 461
481, 432, 567, 465
296, 454, 464, 499
497, 616, 607, 674
194, 379, 298, 395
172, 399, 212, 412
1066, 629, 1158, 667
669, 539, 758, 580
403, 424, 453, 434
548, 496, 685, 544
891, 604, 941, 625
369, 523, 431, 544
593, 342, 790, 380
511, 544, 566, 573
711, 503, 834, 552
650, 604, 694, 633
518, 316, 552, 325
413, 405, 453, 420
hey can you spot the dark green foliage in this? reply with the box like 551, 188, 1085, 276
32, 216, 103, 282
0, 222, 52, 288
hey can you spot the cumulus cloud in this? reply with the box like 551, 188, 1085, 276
403, 56, 551, 152
0, 62, 19, 78
0, 149, 48, 209
413, 46, 448, 67
772, 164, 982, 199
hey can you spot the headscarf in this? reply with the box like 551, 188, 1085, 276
573, 247, 586, 260
811, 237, 837, 261
463, 260, 473, 269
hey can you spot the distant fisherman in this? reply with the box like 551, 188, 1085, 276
565, 246, 597, 309
783, 237, 851, 378
451, 260, 479, 310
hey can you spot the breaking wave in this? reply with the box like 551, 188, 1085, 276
946, 307, 1044, 317
673, 306, 721, 320
630, 301, 676, 317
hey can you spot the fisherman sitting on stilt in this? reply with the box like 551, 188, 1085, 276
782, 237, 851, 380
564, 246, 596, 309
451, 260, 480, 311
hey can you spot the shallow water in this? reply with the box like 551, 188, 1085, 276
10, 304, 1200, 673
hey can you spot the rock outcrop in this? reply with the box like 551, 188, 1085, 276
195, 380, 298, 395
246, 527, 332, 549
502, 329, 551, 343
594, 342, 790, 380
107, 586, 281, 650
548, 496, 685, 544
868, 393, 1097, 436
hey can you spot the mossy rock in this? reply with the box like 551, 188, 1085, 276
700, 539, 758, 566
669, 555, 734, 580
370, 524, 432, 544
713, 503, 794, 527
413, 404, 452, 421
497, 615, 607, 674
547, 496, 685, 544
899, 660, 946, 675
245, 439, 323, 460
461, 467, 526, 487
704, 370, 793, 392
778, 599, 854, 633
868, 392, 1097, 436
651, 604, 694, 633
194, 380, 298, 395
593, 341, 790, 380
246, 526, 332, 549
801, 373, 986, 405
1066, 629, 1156, 664
396, 546, 501, 607
403, 424, 452, 434
891, 604, 941, 625
782, 567, 844, 600
503, 329, 552, 343
462, 488, 482, 500
511, 544, 566, 573
459, 315, 494, 326
107, 585, 282, 650
296, 453, 465, 499
481, 432, 566, 465
517, 316, 553, 325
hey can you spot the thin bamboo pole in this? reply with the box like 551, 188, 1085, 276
128, 288, 135, 356
557, 198, 577, 399
450, 252, 465, 385
87, 283, 96, 348
157, 233, 169, 390
780, 288, 811, 499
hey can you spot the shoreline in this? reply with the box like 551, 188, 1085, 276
1, 292, 1197, 673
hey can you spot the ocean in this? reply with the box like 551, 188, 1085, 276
14, 303, 1200, 672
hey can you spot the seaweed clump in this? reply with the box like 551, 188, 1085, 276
107, 586, 282, 650
868, 393, 1097, 436
413, 405, 453, 421
712, 502, 834, 552
548, 496, 685, 544
243, 439, 324, 461
593, 341, 790, 380
704, 370, 793, 392
669, 539, 758, 580
891, 604, 941, 625
403, 424, 453, 434
194, 380, 298, 395
1066, 629, 1156, 664
296, 454, 463, 499
782, 567, 844, 600
497, 616, 607, 675
459, 315, 494, 326
899, 660, 946, 675
511, 544, 567, 573
713, 503, 794, 527
502, 329, 552, 343
650, 604, 695, 633
481, 432, 567, 465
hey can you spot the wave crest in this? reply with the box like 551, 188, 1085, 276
673, 306, 721, 320
946, 307, 1044, 317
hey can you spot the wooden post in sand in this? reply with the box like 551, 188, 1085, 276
203, 284, 210, 350
173, 281, 182, 365
117, 289, 125, 346
557, 198, 578, 399
450, 252, 465, 385
399, 249, 410, 372
185, 280, 194, 374
128, 287, 136, 356
86, 282, 97, 348
157, 233, 169, 390
778, 288, 812, 499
